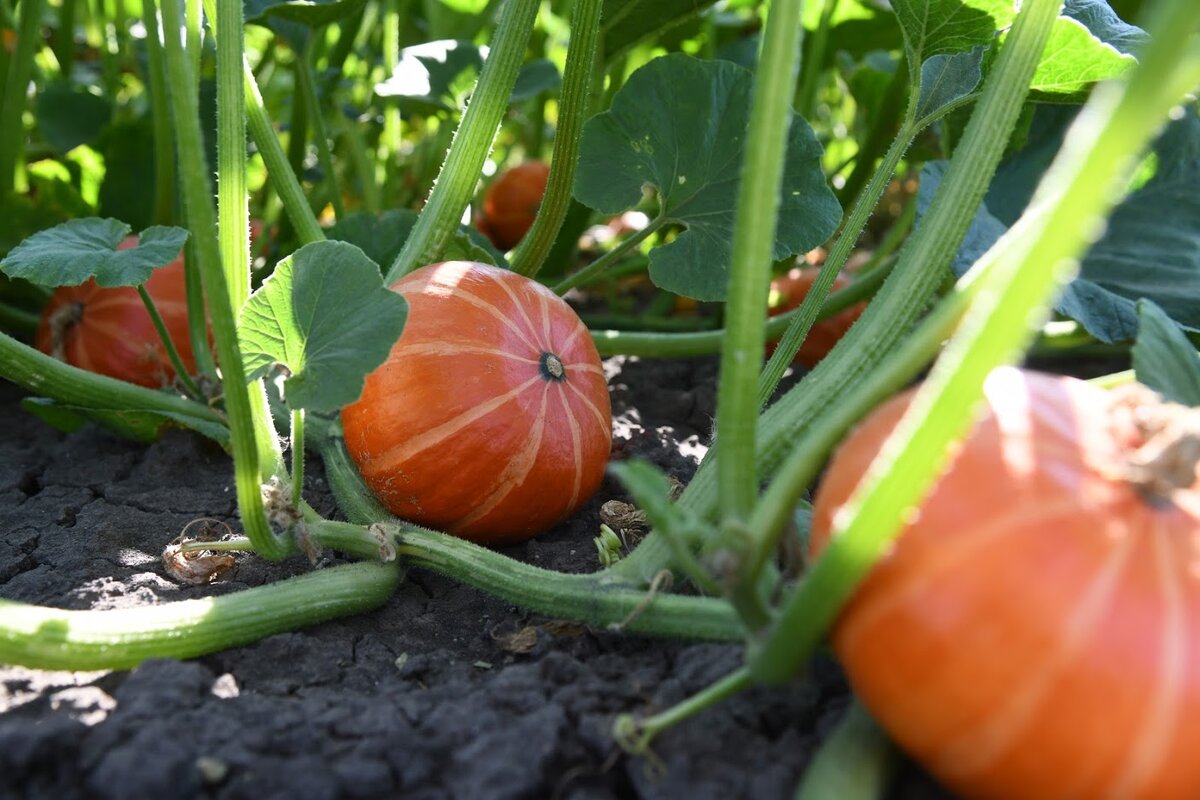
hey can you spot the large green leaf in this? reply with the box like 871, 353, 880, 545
600, 0, 718, 61
97, 118, 157, 232
35, 82, 112, 154
574, 54, 842, 301
919, 108, 1200, 343
1063, 0, 1148, 54
326, 209, 504, 273
238, 241, 408, 412
0, 218, 189, 288
1027, 15, 1137, 100
1131, 300, 1200, 407
374, 40, 560, 113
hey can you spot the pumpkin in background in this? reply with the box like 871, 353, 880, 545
475, 161, 551, 251
810, 367, 1200, 800
767, 267, 865, 368
35, 236, 197, 388
341, 261, 612, 543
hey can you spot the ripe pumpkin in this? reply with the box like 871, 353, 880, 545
767, 267, 865, 368
341, 261, 612, 543
35, 236, 198, 388
810, 368, 1200, 800
475, 161, 550, 251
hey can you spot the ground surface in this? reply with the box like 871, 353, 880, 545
0, 356, 953, 800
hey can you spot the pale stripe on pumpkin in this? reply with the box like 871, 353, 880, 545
449, 384, 551, 533
488, 274, 545, 347
564, 379, 609, 435
557, 387, 584, 510
367, 375, 542, 474
395, 341, 539, 365
451, 288, 540, 353
933, 508, 1137, 785
1106, 509, 1188, 799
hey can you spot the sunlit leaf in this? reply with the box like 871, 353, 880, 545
238, 241, 408, 412
1132, 300, 1200, 407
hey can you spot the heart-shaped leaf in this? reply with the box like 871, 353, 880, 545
238, 241, 408, 412
914, 46, 986, 123
1132, 300, 1200, 407
0, 218, 189, 287
574, 54, 842, 301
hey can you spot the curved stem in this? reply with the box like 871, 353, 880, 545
553, 218, 664, 295
0, 562, 401, 671
384, 0, 541, 283
509, 0, 603, 278
136, 284, 203, 399
795, 700, 896, 800
0, 329, 225, 427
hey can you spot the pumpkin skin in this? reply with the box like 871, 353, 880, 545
35, 236, 197, 388
341, 261, 612, 543
767, 267, 865, 368
809, 368, 1200, 800
475, 161, 550, 251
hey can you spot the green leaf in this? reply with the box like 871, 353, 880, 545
238, 241, 408, 412
326, 209, 504, 273
1132, 300, 1200, 407
601, 0, 718, 61
890, 0, 1009, 64
1063, 0, 1148, 55
914, 46, 985, 123
0, 218, 189, 288
20, 398, 231, 445
244, 0, 366, 28
375, 41, 560, 114
919, 108, 1200, 343
1028, 16, 1137, 100
34, 82, 113, 154
574, 54, 842, 301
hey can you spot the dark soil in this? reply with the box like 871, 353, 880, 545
0, 356, 953, 800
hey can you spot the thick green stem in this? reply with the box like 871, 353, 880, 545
136, 284, 203, 399
509, 0, 602, 278
749, 0, 1200, 685
0, 299, 39, 333
384, 0, 540, 282
553, 218, 664, 295
141, 0, 177, 226
0, 0, 45, 195
0, 329, 225, 427
715, 0, 807, 579
0, 562, 401, 671
161, 0, 288, 559
613, 0, 1066, 588
291, 408, 305, 499
295, 37, 345, 222
56, 0, 76, 78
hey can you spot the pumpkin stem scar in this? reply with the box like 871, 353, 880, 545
539, 352, 566, 382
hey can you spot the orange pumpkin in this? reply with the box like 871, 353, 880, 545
767, 267, 865, 368
810, 368, 1200, 800
341, 261, 612, 543
35, 236, 197, 388
475, 161, 551, 251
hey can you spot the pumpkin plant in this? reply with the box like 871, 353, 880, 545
1, 0, 1199, 797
